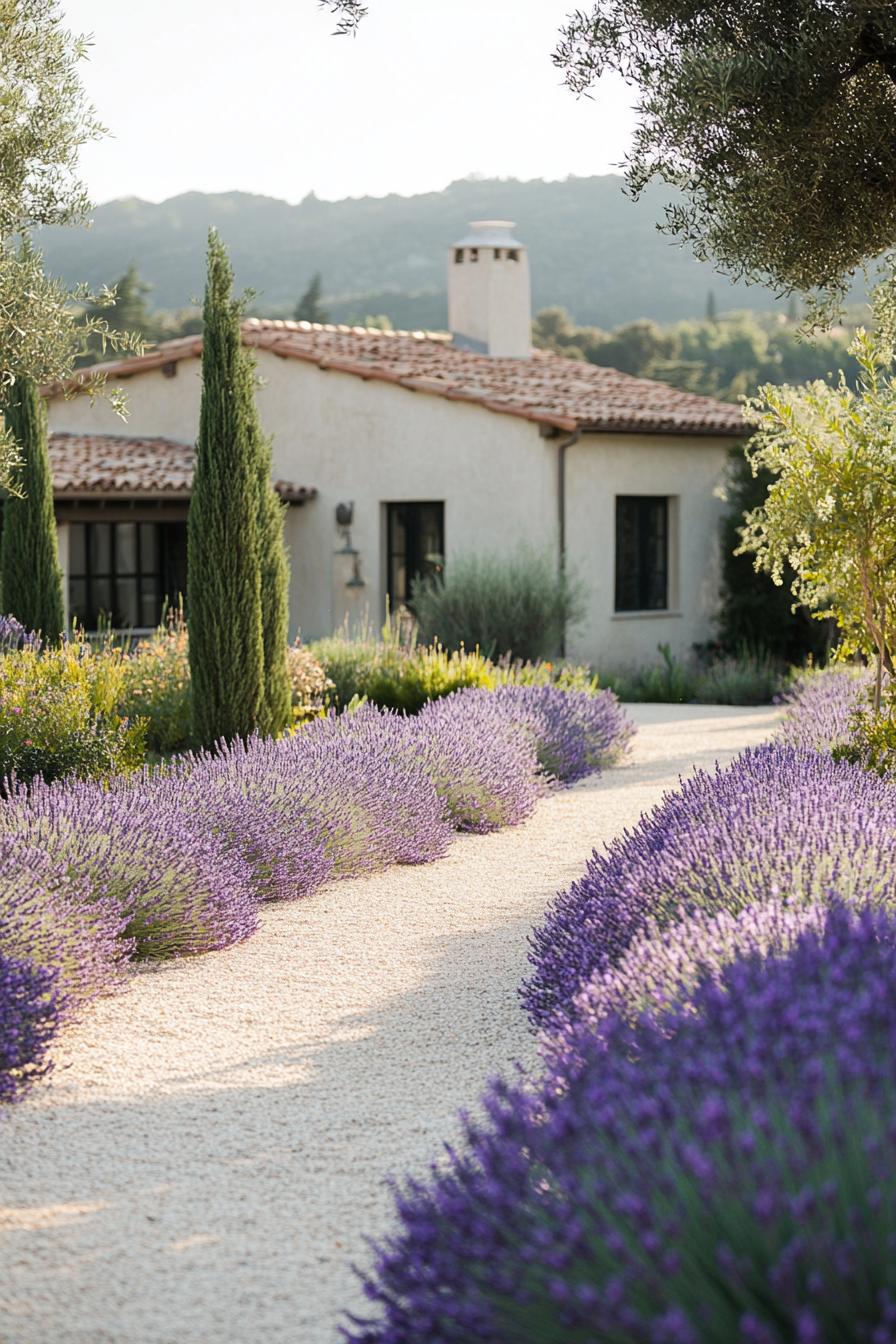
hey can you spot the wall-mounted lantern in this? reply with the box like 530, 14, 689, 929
335, 501, 355, 554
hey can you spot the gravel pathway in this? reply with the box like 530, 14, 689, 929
0, 703, 777, 1344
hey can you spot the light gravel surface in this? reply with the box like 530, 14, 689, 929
0, 703, 777, 1344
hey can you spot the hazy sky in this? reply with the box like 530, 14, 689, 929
60, 0, 637, 206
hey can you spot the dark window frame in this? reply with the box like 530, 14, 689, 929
614, 495, 670, 613
385, 501, 445, 608
68, 519, 187, 631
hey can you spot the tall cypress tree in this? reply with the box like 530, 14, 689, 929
1, 377, 64, 638
255, 430, 292, 737
188, 231, 265, 746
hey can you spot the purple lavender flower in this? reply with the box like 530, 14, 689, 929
344, 904, 896, 1343
426, 685, 633, 788
490, 684, 635, 779
415, 693, 545, 831
777, 666, 872, 751
0, 776, 259, 959
0, 951, 63, 1103
0, 834, 130, 1008
549, 897, 827, 1072
160, 707, 453, 898
523, 743, 896, 1029
0, 615, 40, 653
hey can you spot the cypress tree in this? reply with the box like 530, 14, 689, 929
255, 427, 292, 737
1, 377, 64, 638
188, 231, 265, 746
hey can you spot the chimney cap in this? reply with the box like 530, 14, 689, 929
452, 220, 524, 250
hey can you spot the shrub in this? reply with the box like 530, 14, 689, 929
600, 642, 785, 705
0, 614, 40, 652
286, 640, 332, 721
362, 642, 495, 714
412, 547, 586, 662
0, 777, 259, 959
284, 709, 454, 870
558, 897, 827, 1068
0, 636, 146, 785
345, 905, 896, 1343
158, 746, 334, 903
0, 836, 131, 1008
776, 664, 871, 752
169, 708, 454, 892
600, 642, 698, 702
693, 644, 783, 705
308, 632, 380, 709
414, 686, 633, 830
414, 694, 545, 832
717, 444, 832, 663
493, 657, 601, 696
0, 952, 63, 1104
523, 744, 896, 1029
310, 632, 495, 713
119, 616, 192, 755
488, 684, 633, 781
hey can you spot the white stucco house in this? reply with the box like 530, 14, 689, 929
44, 220, 745, 666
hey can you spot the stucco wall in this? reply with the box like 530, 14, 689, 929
565, 432, 730, 668
48, 355, 558, 642
47, 356, 735, 663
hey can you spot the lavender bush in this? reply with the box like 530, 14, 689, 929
155, 743, 336, 903
489, 684, 634, 780
0, 615, 40, 653
415, 693, 546, 831
162, 708, 452, 899
523, 743, 896, 1029
776, 664, 871, 751
419, 685, 633, 819
0, 836, 130, 1007
346, 904, 896, 1343
0, 952, 63, 1103
1, 777, 258, 959
552, 897, 827, 1070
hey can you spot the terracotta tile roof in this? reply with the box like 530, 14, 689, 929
48, 432, 316, 503
47, 320, 746, 438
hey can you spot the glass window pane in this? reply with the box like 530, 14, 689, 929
90, 524, 112, 575
615, 497, 668, 612
140, 578, 162, 629
69, 524, 86, 576
69, 577, 87, 622
116, 523, 137, 575
140, 523, 158, 572
91, 577, 112, 625
115, 577, 138, 628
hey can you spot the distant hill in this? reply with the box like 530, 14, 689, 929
33, 176, 865, 330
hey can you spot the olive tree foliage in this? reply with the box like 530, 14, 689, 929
320, 0, 896, 311
0, 1, 141, 485
738, 282, 896, 710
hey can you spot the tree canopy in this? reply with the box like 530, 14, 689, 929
0, 1, 142, 478
322, 1, 896, 306
738, 290, 896, 706
553, 2, 896, 305
294, 272, 328, 323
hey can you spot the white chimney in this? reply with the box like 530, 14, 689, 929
448, 220, 531, 357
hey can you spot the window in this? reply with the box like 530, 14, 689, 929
615, 496, 669, 612
68, 520, 187, 630
454, 248, 464, 264
386, 502, 444, 607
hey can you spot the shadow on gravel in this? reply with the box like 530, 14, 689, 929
1, 917, 547, 1344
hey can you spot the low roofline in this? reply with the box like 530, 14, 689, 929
43, 323, 746, 439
